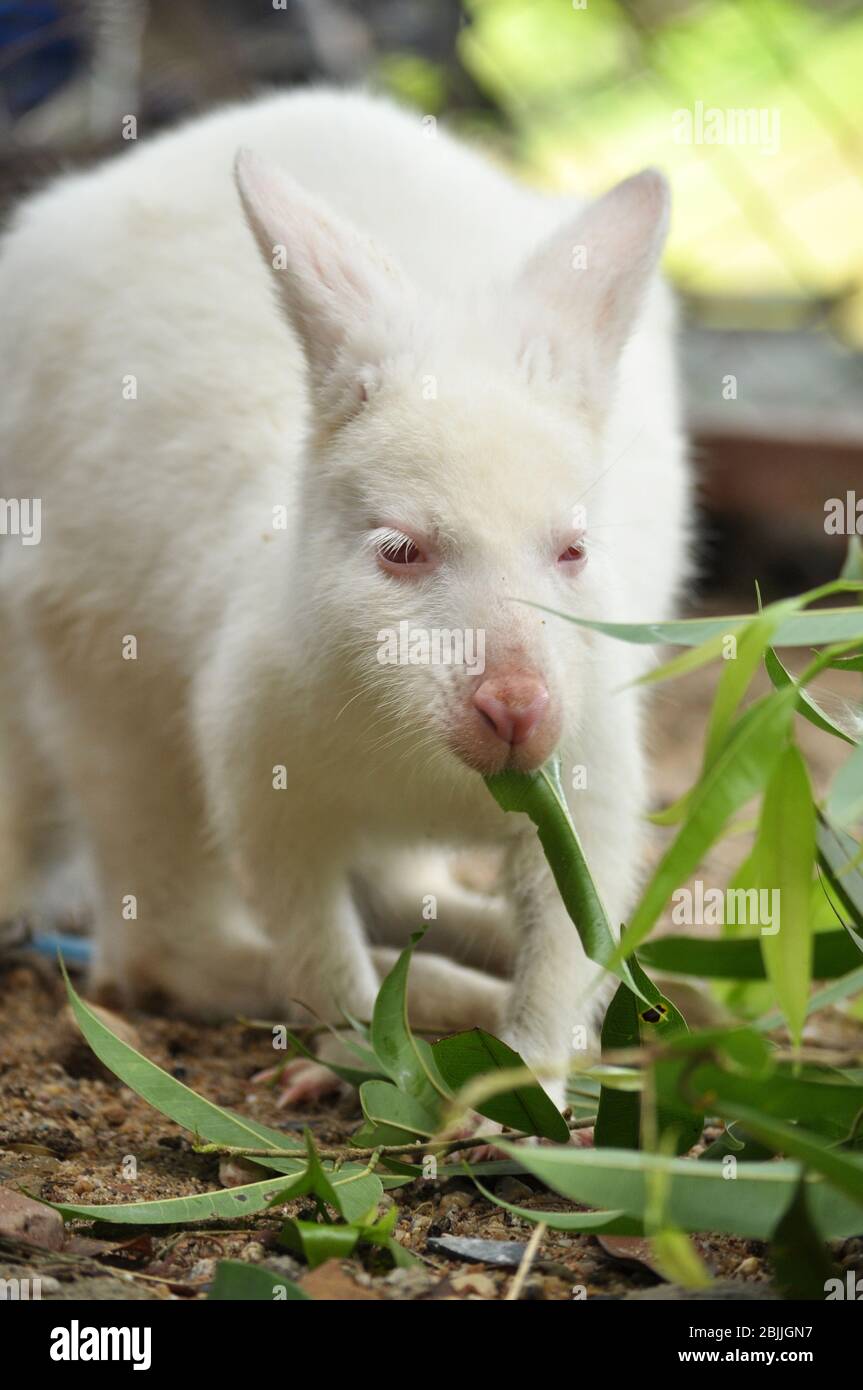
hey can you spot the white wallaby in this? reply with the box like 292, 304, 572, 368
0, 88, 689, 1106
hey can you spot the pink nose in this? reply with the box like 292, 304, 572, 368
472, 675, 550, 747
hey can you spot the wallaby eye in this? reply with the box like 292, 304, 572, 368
382, 536, 422, 565
374, 528, 430, 575
558, 538, 587, 569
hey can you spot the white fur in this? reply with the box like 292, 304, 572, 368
0, 88, 690, 1104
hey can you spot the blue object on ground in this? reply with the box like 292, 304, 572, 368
29, 930, 93, 966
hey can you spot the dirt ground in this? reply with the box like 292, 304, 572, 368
1, 642, 861, 1301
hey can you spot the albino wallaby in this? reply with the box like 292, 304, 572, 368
0, 88, 689, 1107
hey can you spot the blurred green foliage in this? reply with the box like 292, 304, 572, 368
377, 0, 863, 339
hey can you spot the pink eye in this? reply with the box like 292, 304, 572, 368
374, 528, 431, 574
382, 536, 422, 565
558, 539, 586, 568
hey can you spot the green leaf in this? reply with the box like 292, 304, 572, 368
208, 1260, 311, 1300
280, 1203, 418, 1271
619, 689, 796, 961
528, 584, 863, 650
370, 934, 449, 1112
757, 744, 816, 1047
470, 1174, 642, 1234
765, 646, 858, 746
593, 961, 702, 1155
817, 816, 863, 930
639, 928, 859, 980
770, 1178, 838, 1301
656, 1055, 863, 1142
703, 609, 790, 767
699, 1123, 774, 1164
626, 954, 690, 1036
828, 655, 863, 674
267, 1131, 384, 1225
643, 1132, 713, 1288
44, 1172, 309, 1226
486, 758, 679, 1023
755, 964, 863, 1033
709, 1102, 863, 1208
594, 981, 641, 1150
495, 1142, 863, 1240
60, 963, 305, 1175
840, 537, 863, 584
431, 1028, 569, 1141
280, 1219, 361, 1270
358, 1203, 420, 1268
828, 738, 863, 830
358, 1079, 439, 1143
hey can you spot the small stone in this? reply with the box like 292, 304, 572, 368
438, 1191, 474, 1215
734, 1256, 761, 1278
427, 1235, 527, 1268
261, 1254, 304, 1283
219, 1157, 267, 1188
101, 1104, 127, 1128
72, 1176, 94, 1195
383, 1266, 435, 1297
0, 1187, 65, 1250
494, 1177, 534, 1203
241, 1241, 268, 1263
451, 1270, 497, 1298
300, 1261, 380, 1300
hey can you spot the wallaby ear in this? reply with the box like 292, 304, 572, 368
515, 169, 670, 408
234, 148, 414, 407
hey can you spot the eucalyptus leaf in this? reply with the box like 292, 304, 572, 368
655, 1056, 863, 1142
280, 1219, 361, 1269
765, 646, 858, 746
470, 1174, 642, 1235
208, 1260, 310, 1300
530, 584, 863, 650
593, 974, 702, 1156
639, 928, 859, 980
44, 1172, 309, 1226
840, 537, 863, 584
619, 689, 796, 961
432, 1028, 569, 1141
371, 933, 450, 1112
816, 816, 863, 931
358, 1078, 439, 1143
60, 963, 305, 1175
486, 758, 682, 1026
263, 1130, 384, 1224
770, 1178, 838, 1300
594, 981, 641, 1150
708, 1102, 863, 1208
757, 744, 815, 1047
827, 738, 863, 830
755, 964, 863, 1033
495, 1142, 863, 1240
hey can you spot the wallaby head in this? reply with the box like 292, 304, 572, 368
235, 150, 669, 778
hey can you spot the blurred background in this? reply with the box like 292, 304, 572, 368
1, 0, 861, 600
